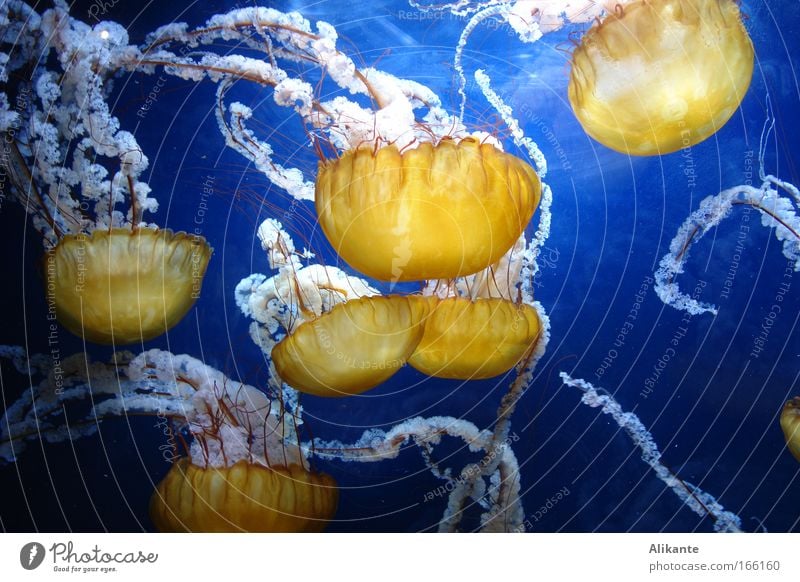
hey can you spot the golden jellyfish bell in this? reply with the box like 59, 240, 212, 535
46, 227, 212, 344
150, 458, 338, 532
780, 397, 800, 463
272, 295, 432, 397
408, 298, 541, 380
568, 0, 754, 156
316, 138, 541, 281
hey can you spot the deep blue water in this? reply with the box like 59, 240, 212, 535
1, 0, 799, 532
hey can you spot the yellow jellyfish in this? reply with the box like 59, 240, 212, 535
568, 0, 754, 156
780, 397, 800, 463
408, 297, 541, 380
316, 137, 541, 281
272, 294, 543, 395
46, 228, 212, 344
150, 458, 338, 532
272, 295, 433, 397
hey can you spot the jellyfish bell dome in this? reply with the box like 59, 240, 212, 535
780, 397, 800, 463
272, 294, 542, 396
150, 458, 338, 532
46, 227, 212, 345
271, 295, 433, 397
568, 0, 754, 156
408, 297, 542, 380
316, 137, 541, 281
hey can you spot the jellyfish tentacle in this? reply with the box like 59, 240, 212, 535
561, 373, 744, 533
312, 414, 525, 532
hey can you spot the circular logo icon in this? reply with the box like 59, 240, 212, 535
19, 542, 46, 570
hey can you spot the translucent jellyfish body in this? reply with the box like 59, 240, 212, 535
46, 228, 212, 344
272, 294, 542, 396
408, 298, 541, 380
568, 0, 754, 156
150, 458, 338, 532
272, 295, 432, 397
780, 397, 800, 462
316, 138, 541, 281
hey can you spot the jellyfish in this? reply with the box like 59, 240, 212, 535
150, 458, 337, 533
4, 5, 549, 402
237, 219, 399, 397
0, 346, 338, 531
1, 3, 562, 534
408, 297, 541, 380
655, 110, 800, 316
11, 4, 550, 518
138, 349, 338, 532
1, 346, 535, 532
568, 0, 754, 156
272, 295, 433, 397
242, 219, 546, 398
780, 397, 800, 463
316, 137, 542, 281
151, 355, 338, 531
111, 7, 543, 284
272, 295, 542, 395
1, 10, 211, 344
242, 214, 547, 397
47, 228, 211, 344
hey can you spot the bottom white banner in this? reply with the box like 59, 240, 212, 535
0, 533, 796, 581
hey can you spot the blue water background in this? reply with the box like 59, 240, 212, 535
0, 0, 798, 532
